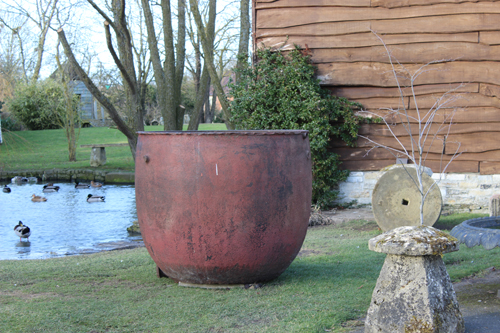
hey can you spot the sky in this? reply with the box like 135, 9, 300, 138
0, 0, 242, 79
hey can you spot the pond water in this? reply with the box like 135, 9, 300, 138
0, 180, 140, 260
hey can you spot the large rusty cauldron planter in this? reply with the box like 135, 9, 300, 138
135, 130, 312, 285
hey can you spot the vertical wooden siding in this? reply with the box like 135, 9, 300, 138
254, 0, 500, 174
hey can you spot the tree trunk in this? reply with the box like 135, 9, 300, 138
235, 0, 250, 85
186, 0, 216, 130
58, 28, 138, 160
32, 0, 59, 82
203, 88, 210, 123
175, 0, 187, 130
55, 41, 80, 162
141, 0, 186, 130
187, 67, 209, 130
109, 0, 144, 133
188, 0, 235, 129
206, 87, 215, 123
194, 36, 202, 96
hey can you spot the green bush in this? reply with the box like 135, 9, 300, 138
1, 115, 23, 131
6, 79, 66, 130
228, 46, 361, 209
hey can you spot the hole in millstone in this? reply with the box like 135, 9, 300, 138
402, 199, 409, 206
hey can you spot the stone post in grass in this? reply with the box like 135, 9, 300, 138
364, 226, 464, 333
489, 194, 500, 216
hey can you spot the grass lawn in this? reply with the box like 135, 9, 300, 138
1, 215, 499, 333
0, 124, 227, 172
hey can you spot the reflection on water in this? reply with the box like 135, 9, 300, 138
15, 240, 32, 256
0, 181, 139, 260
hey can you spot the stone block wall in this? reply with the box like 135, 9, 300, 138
0, 169, 134, 184
336, 171, 497, 214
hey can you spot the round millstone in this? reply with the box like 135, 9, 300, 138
372, 166, 442, 232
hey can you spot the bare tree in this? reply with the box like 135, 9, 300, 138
188, 0, 250, 129
0, 14, 34, 83
58, 0, 148, 160
235, 0, 249, 85
185, 0, 239, 128
186, 0, 216, 130
188, 0, 233, 129
0, 21, 25, 99
141, 0, 186, 130
54, 41, 81, 161
1, 0, 60, 82
208, 33, 237, 124
130, 0, 152, 125
358, 32, 463, 225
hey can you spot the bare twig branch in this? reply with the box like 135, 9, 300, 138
104, 21, 136, 95
362, 31, 464, 225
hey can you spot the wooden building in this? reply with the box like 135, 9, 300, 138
50, 63, 109, 127
253, 0, 500, 175
69, 80, 106, 125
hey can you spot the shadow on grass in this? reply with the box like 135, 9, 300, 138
273, 250, 385, 289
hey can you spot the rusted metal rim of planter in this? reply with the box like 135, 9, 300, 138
137, 130, 309, 137
450, 216, 500, 250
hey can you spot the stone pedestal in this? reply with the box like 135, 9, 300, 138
365, 226, 464, 333
90, 147, 106, 167
489, 194, 500, 216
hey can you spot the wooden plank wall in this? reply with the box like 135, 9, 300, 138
254, 0, 500, 174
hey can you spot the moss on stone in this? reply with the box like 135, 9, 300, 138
371, 226, 459, 255
404, 316, 433, 333
105, 172, 135, 184
127, 220, 141, 235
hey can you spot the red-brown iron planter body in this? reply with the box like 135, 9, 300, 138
135, 130, 312, 285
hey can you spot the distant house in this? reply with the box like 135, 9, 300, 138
50, 63, 111, 127
209, 74, 233, 121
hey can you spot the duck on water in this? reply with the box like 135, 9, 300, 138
31, 194, 47, 202
14, 221, 31, 242
87, 194, 105, 202
43, 184, 60, 192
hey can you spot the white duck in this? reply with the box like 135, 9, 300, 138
14, 221, 31, 242
11, 176, 28, 183
87, 194, 105, 202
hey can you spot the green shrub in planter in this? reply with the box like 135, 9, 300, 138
229, 46, 361, 209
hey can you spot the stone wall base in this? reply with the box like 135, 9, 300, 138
336, 171, 496, 214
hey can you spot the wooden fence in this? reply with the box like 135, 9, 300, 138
254, 0, 500, 174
